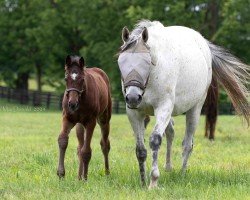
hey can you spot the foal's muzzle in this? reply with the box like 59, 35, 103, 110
68, 101, 79, 112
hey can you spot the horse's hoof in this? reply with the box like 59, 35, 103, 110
148, 181, 158, 189
165, 164, 173, 172
141, 180, 147, 188
57, 170, 65, 178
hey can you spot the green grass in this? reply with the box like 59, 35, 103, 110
0, 109, 249, 199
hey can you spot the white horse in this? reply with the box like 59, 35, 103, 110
117, 20, 250, 188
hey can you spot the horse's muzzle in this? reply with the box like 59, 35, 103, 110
68, 101, 79, 112
125, 93, 142, 109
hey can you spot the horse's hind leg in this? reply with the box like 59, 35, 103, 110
76, 123, 85, 180
165, 118, 174, 171
209, 120, 216, 140
98, 108, 111, 175
182, 103, 203, 171
100, 122, 111, 175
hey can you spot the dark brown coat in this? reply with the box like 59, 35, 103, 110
57, 55, 112, 180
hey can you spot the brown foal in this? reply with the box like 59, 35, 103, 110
57, 55, 112, 180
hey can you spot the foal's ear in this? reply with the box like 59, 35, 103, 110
142, 27, 148, 43
122, 26, 130, 43
65, 55, 72, 66
79, 57, 85, 68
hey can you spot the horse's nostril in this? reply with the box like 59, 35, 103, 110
125, 95, 129, 103
138, 95, 142, 102
68, 101, 72, 107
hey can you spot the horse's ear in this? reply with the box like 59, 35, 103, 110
122, 26, 130, 43
65, 55, 71, 66
142, 27, 148, 43
79, 57, 85, 68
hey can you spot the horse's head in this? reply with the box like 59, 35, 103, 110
64, 55, 85, 112
118, 26, 152, 109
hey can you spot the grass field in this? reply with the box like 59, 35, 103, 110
0, 106, 249, 199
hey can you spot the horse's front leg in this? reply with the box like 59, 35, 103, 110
127, 109, 147, 186
81, 119, 96, 180
57, 117, 74, 178
149, 102, 173, 189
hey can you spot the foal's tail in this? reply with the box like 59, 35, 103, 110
208, 42, 250, 125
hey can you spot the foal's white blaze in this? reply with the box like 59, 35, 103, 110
71, 73, 78, 81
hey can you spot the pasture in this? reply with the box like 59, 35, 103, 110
0, 107, 249, 199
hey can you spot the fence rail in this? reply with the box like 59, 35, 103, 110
0, 86, 126, 113
0, 86, 234, 114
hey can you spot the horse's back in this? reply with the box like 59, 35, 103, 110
169, 27, 212, 114
147, 24, 212, 115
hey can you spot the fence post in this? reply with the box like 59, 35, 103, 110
7, 88, 11, 102
46, 93, 51, 109
0, 87, 3, 98
114, 100, 119, 114
59, 94, 64, 110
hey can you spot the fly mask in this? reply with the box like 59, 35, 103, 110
118, 38, 152, 93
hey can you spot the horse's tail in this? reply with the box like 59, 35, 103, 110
204, 75, 218, 140
208, 42, 250, 125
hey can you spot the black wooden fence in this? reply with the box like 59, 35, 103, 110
0, 86, 126, 113
0, 86, 234, 114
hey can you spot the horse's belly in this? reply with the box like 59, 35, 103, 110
173, 58, 211, 115
172, 67, 211, 115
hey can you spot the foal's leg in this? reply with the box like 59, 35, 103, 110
127, 109, 147, 186
165, 118, 175, 171
149, 101, 173, 189
76, 123, 85, 180
182, 104, 203, 171
57, 118, 74, 178
81, 119, 96, 180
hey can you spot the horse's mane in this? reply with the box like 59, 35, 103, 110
120, 20, 155, 53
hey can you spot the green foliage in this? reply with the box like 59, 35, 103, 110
0, 0, 249, 99
0, 112, 249, 199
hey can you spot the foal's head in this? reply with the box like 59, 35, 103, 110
64, 55, 85, 112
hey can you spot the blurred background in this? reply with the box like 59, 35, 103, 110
0, 0, 249, 111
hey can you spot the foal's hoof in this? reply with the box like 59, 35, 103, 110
78, 176, 87, 182
57, 170, 65, 178
105, 169, 110, 175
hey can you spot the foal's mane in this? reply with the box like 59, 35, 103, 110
119, 20, 154, 53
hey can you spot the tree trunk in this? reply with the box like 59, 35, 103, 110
205, 0, 219, 39
35, 62, 42, 106
15, 72, 29, 104
36, 62, 42, 93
